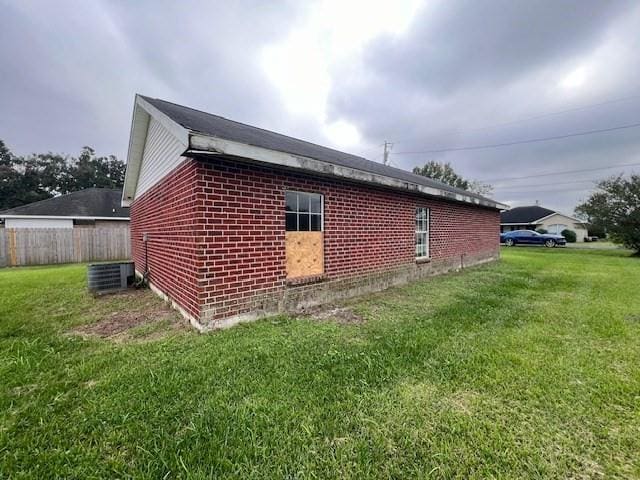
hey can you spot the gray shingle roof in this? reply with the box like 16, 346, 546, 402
141, 96, 498, 206
500, 206, 555, 224
0, 188, 129, 218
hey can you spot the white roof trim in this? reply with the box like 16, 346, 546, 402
122, 95, 189, 206
534, 212, 587, 224
0, 215, 130, 221
188, 134, 508, 210
501, 212, 587, 226
500, 222, 542, 225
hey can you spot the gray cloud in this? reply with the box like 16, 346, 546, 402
0, 0, 303, 158
329, 0, 640, 212
1, 0, 639, 214
361, 0, 632, 95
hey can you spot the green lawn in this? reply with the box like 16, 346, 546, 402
565, 240, 619, 249
1, 249, 639, 479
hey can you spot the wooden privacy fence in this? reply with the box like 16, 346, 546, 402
0, 227, 131, 267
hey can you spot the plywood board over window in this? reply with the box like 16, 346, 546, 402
285, 191, 324, 279
286, 231, 324, 278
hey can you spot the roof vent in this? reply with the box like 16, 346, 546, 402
88, 262, 135, 294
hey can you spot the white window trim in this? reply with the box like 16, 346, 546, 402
285, 190, 324, 232
416, 207, 430, 259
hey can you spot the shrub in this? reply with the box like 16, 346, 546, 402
536, 228, 548, 234
561, 229, 577, 243
587, 223, 606, 239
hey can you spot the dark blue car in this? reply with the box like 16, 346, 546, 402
500, 230, 567, 248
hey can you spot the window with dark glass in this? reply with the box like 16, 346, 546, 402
285, 191, 323, 231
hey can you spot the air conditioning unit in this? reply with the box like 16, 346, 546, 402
87, 262, 135, 294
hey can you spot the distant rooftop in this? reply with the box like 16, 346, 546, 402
0, 188, 129, 218
500, 205, 556, 224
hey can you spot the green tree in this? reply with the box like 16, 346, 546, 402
62, 147, 125, 193
585, 223, 606, 239
0, 140, 53, 209
575, 174, 640, 254
0, 140, 126, 210
413, 161, 492, 196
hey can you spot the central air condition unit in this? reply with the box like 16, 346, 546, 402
87, 262, 135, 294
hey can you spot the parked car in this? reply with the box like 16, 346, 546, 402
500, 230, 567, 248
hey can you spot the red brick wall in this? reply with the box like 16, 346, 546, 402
130, 159, 204, 320
130, 156, 500, 324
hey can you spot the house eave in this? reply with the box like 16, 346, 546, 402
0, 215, 130, 221
122, 95, 189, 207
500, 222, 542, 226
534, 212, 587, 224
187, 133, 509, 210
501, 213, 587, 226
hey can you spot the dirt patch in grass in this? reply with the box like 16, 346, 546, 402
72, 289, 188, 341
304, 305, 366, 325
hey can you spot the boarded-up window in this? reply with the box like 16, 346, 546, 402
285, 191, 324, 279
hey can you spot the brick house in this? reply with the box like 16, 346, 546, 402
122, 95, 507, 330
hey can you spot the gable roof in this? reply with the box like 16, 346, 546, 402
123, 95, 508, 210
0, 188, 129, 219
500, 206, 557, 224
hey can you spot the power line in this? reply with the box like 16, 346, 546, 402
493, 179, 597, 190
496, 186, 596, 195
390, 91, 640, 145
391, 122, 640, 155
481, 161, 640, 182
361, 143, 385, 158
388, 157, 402, 169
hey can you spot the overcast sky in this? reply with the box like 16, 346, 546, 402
1, 0, 639, 213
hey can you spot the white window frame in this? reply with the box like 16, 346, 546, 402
415, 207, 430, 259
285, 190, 324, 232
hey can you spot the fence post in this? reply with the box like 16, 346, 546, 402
0, 229, 7, 267
8, 229, 17, 266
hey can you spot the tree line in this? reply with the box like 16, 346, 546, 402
0, 140, 125, 210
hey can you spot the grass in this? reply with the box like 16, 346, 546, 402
1, 248, 639, 478
566, 240, 622, 249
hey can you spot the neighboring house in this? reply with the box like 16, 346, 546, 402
500, 205, 587, 242
0, 189, 130, 267
122, 95, 508, 330
0, 188, 129, 228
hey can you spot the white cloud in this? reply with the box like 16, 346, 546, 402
323, 120, 361, 148
260, 0, 420, 148
559, 65, 587, 89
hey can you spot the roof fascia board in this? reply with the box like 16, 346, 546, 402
121, 95, 189, 207
136, 96, 190, 146
122, 99, 149, 207
0, 215, 130, 220
500, 222, 541, 225
534, 212, 586, 224
188, 133, 508, 210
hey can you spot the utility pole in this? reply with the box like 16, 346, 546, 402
383, 141, 393, 166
